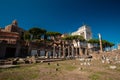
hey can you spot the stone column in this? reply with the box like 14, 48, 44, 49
28, 42, 32, 56
45, 50, 47, 58
76, 47, 78, 57
46, 51, 49, 58
79, 43, 83, 57
71, 45, 74, 58
98, 33, 103, 53
58, 45, 61, 58
37, 50, 40, 57
67, 46, 70, 58
53, 45, 56, 58
62, 41, 65, 58
85, 47, 88, 55
79, 47, 81, 56
15, 43, 21, 57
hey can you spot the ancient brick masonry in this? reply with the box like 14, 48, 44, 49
0, 20, 25, 58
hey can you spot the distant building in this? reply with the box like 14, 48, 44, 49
71, 25, 91, 48
71, 25, 92, 40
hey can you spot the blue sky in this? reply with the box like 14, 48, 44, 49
0, 0, 120, 46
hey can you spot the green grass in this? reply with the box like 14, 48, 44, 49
0, 60, 120, 80
96, 71, 108, 75
63, 65, 77, 71
0, 64, 39, 80
43, 61, 77, 71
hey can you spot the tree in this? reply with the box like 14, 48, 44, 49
109, 42, 114, 48
62, 35, 85, 57
102, 40, 109, 49
88, 39, 99, 44
109, 42, 115, 50
88, 39, 100, 51
46, 32, 61, 40
28, 27, 46, 40
88, 39, 114, 51
102, 40, 114, 51
23, 31, 31, 40
62, 35, 85, 41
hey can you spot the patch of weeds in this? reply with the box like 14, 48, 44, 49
115, 66, 120, 72
0, 69, 4, 72
106, 78, 113, 80
83, 68, 93, 72
43, 63, 56, 69
0, 65, 39, 80
30, 74, 38, 79
96, 71, 108, 75
65, 65, 77, 71
89, 73, 100, 80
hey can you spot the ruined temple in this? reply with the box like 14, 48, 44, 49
5, 20, 18, 32
0, 20, 25, 58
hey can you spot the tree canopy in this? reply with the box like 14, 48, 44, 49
62, 35, 85, 41
45, 32, 61, 40
87, 39, 99, 44
88, 38, 115, 50
46, 32, 61, 36
28, 27, 46, 39
23, 31, 31, 40
102, 40, 115, 48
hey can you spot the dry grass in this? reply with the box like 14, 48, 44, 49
0, 59, 120, 80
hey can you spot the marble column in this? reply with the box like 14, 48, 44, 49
79, 42, 82, 57
67, 46, 70, 58
58, 45, 61, 58
62, 44, 65, 58
71, 45, 74, 58
76, 47, 78, 57
85, 48, 88, 55
53, 45, 56, 58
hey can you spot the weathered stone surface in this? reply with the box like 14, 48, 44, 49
109, 65, 117, 69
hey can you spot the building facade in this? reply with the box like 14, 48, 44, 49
0, 20, 25, 58
71, 25, 92, 40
